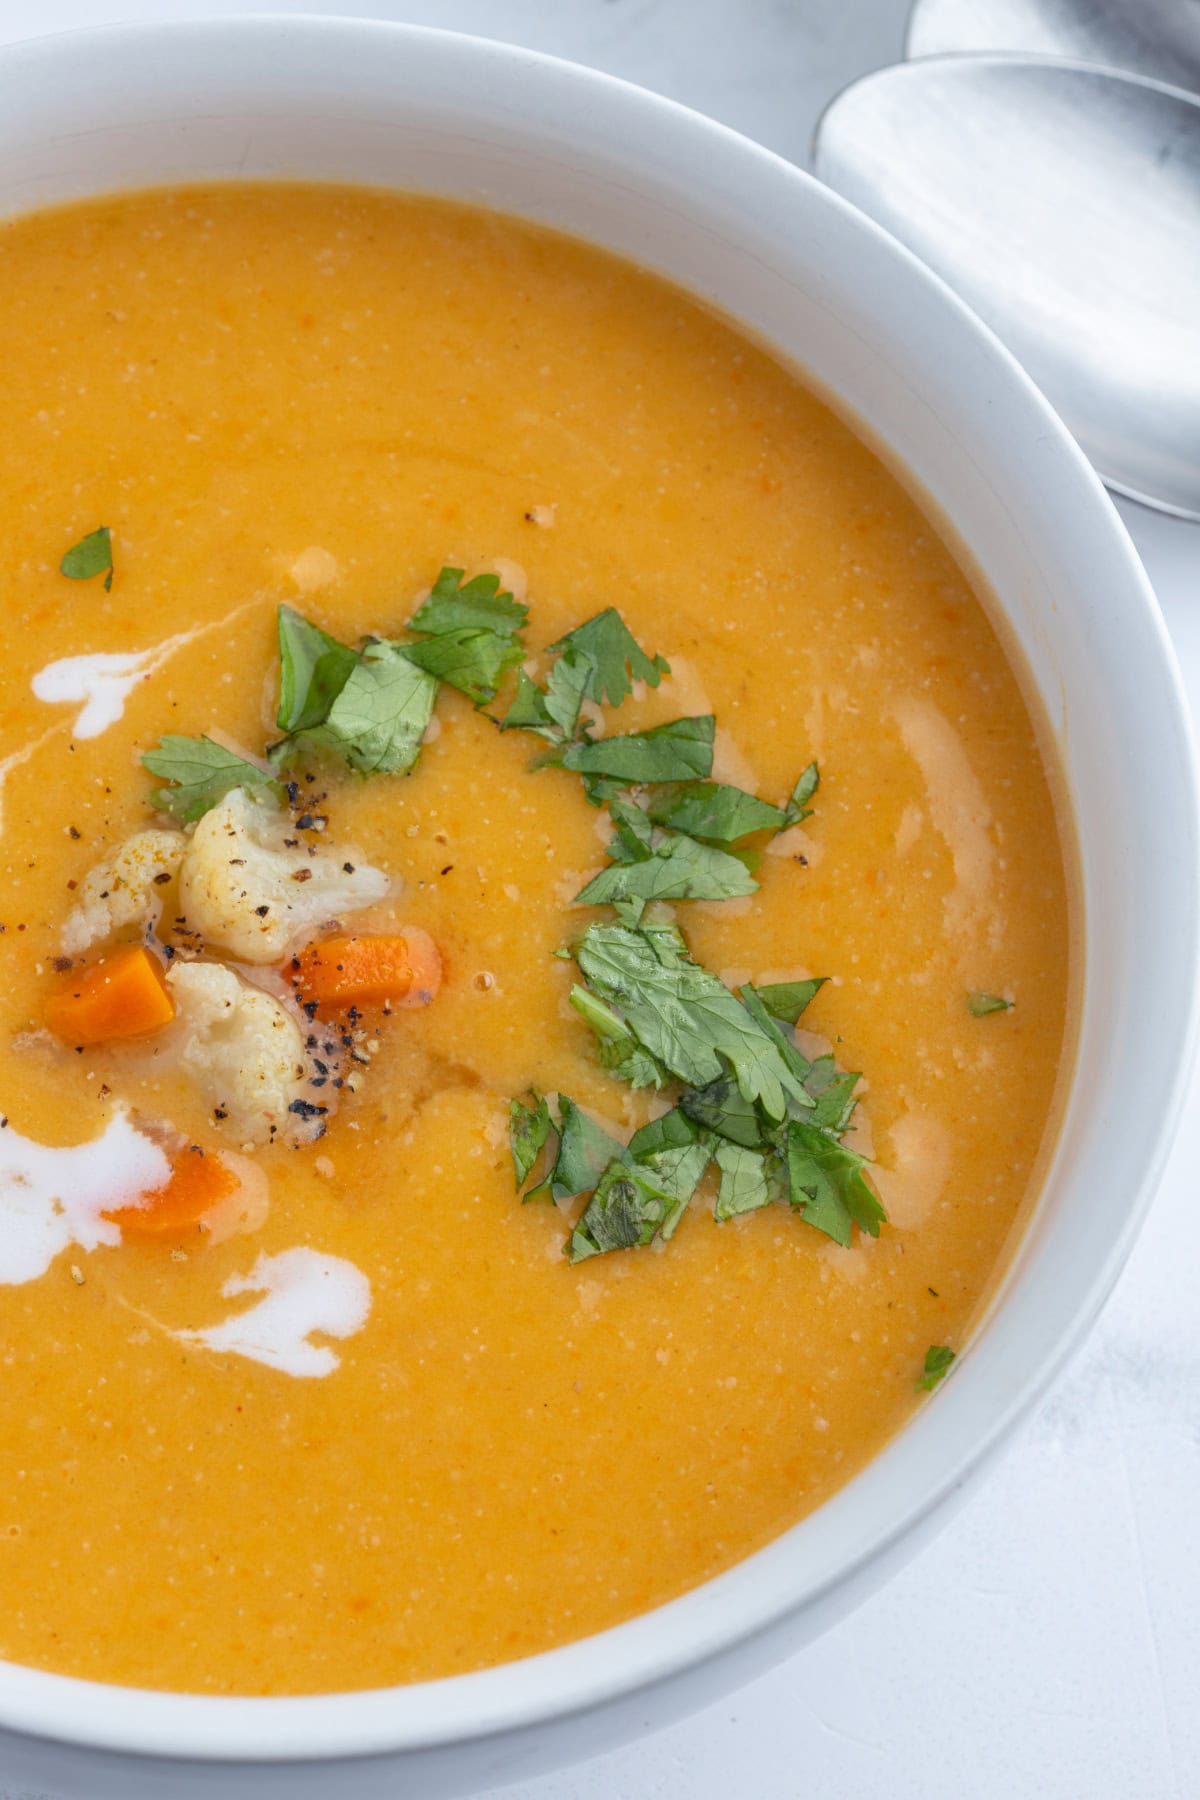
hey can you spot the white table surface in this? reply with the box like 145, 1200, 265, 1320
2, 4, 1197, 1797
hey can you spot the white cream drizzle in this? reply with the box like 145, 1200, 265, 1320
29, 596, 263, 742
0, 1111, 170, 1286
32, 650, 159, 739
175, 1248, 371, 1379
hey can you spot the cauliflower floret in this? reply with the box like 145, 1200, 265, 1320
167, 961, 323, 1147
62, 829, 186, 956
177, 788, 390, 964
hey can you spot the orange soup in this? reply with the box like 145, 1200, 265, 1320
0, 185, 1074, 1695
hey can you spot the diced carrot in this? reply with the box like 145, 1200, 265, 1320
290, 929, 442, 1011
104, 1146, 239, 1238
44, 943, 175, 1045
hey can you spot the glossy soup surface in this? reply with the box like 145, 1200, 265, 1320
0, 186, 1073, 1694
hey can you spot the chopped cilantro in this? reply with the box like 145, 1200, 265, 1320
569, 1132, 711, 1261
574, 828, 757, 906
499, 668, 557, 738
918, 1344, 956, 1390
275, 605, 361, 734
546, 608, 669, 707
559, 715, 715, 784
541, 647, 594, 740
273, 640, 437, 775
967, 991, 1013, 1016
574, 919, 810, 1122
713, 1142, 776, 1220
497, 609, 668, 751
680, 1074, 766, 1149
569, 985, 667, 1088
626, 1106, 702, 1157
408, 566, 528, 637
755, 978, 826, 1024
60, 526, 113, 590
801, 1056, 862, 1133
509, 1093, 552, 1190
786, 1119, 884, 1248
548, 1097, 626, 1201
141, 735, 282, 823
569, 1160, 665, 1260
785, 761, 819, 822
646, 782, 787, 843
403, 626, 525, 706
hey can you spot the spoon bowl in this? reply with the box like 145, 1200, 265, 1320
814, 55, 1200, 519
907, 0, 1200, 95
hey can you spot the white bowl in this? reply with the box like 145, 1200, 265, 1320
0, 17, 1195, 1799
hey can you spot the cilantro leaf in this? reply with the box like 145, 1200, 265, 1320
274, 640, 437, 774
403, 626, 524, 706
569, 986, 667, 1089
737, 983, 815, 1090
510, 1093, 552, 1190
785, 1119, 884, 1247
967, 991, 1013, 1016
605, 798, 656, 863
680, 1074, 766, 1149
408, 566, 528, 637
60, 526, 113, 590
542, 648, 594, 740
549, 1097, 626, 1200
569, 1130, 712, 1261
755, 978, 827, 1025
713, 1142, 776, 1220
645, 782, 788, 843
574, 830, 758, 906
784, 762, 819, 823
917, 1344, 956, 1390
569, 1160, 664, 1260
802, 1056, 861, 1133
573, 920, 810, 1121
581, 773, 629, 809
626, 1107, 702, 1157
546, 609, 668, 707
636, 1134, 714, 1236
559, 715, 715, 785
141, 735, 282, 823
499, 668, 557, 739
275, 605, 360, 734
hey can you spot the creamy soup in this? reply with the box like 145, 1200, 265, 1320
0, 185, 1074, 1695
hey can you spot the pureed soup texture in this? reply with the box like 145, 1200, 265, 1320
0, 185, 1073, 1696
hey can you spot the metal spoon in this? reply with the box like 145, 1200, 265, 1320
907, 0, 1200, 95
813, 57, 1200, 520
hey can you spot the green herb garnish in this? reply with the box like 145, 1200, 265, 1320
558, 715, 715, 785
497, 611, 668, 748
275, 606, 361, 735
574, 919, 811, 1122
645, 781, 791, 843
917, 1344, 956, 1390
509, 1093, 552, 1190
785, 1118, 884, 1248
967, 992, 1013, 1016
273, 639, 438, 774
545, 608, 669, 707
141, 735, 282, 823
785, 762, 819, 822
573, 826, 757, 906
60, 526, 113, 591
755, 978, 827, 1024
408, 566, 528, 637
402, 628, 525, 707
713, 1141, 776, 1220
272, 566, 527, 774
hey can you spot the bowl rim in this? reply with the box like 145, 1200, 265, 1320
0, 9, 1196, 1768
